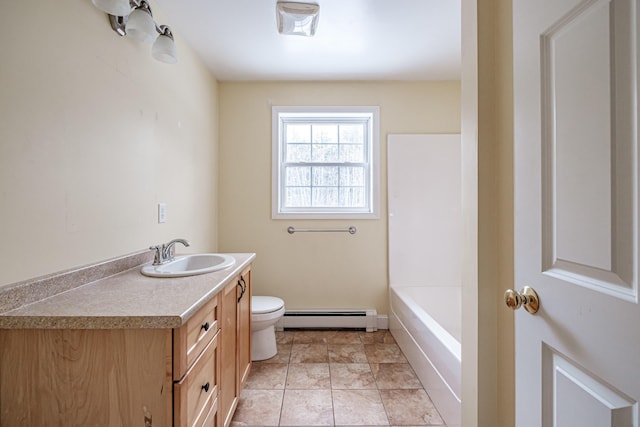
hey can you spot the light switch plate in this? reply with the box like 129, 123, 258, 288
158, 203, 167, 223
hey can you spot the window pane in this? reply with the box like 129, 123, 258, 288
312, 166, 339, 186
312, 187, 339, 207
286, 124, 311, 143
312, 143, 339, 162
285, 166, 311, 186
340, 187, 366, 207
339, 124, 364, 143
286, 143, 311, 162
339, 144, 365, 162
285, 187, 311, 207
312, 124, 338, 143
340, 166, 365, 186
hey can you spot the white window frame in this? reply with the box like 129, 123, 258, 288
272, 106, 380, 219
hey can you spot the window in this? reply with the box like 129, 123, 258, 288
272, 106, 380, 219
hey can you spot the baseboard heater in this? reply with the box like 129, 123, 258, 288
280, 309, 378, 332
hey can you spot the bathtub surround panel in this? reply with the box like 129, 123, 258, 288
218, 82, 461, 315
388, 134, 462, 288
0, 0, 219, 288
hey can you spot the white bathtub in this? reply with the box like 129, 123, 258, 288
389, 285, 461, 427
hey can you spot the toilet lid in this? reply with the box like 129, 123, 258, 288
252, 296, 285, 314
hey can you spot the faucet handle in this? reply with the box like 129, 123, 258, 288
149, 245, 163, 265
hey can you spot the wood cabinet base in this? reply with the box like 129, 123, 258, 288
0, 328, 173, 426
0, 265, 251, 427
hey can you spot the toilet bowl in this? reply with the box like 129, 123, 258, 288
251, 296, 285, 361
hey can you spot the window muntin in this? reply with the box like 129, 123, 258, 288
272, 107, 379, 219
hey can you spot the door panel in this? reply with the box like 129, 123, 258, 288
540, 0, 637, 300
513, 0, 640, 425
546, 0, 613, 272
542, 345, 636, 427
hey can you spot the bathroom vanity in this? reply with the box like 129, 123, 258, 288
0, 252, 254, 427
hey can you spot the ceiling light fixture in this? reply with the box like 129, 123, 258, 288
92, 0, 178, 64
276, 1, 320, 37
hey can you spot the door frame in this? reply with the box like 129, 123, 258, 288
460, 0, 479, 426
460, 0, 516, 426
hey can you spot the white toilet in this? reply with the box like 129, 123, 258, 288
251, 296, 285, 361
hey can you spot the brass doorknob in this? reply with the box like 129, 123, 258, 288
504, 286, 539, 314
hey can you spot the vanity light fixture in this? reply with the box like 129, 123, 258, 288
92, 0, 178, 64
276, 1, 320, 37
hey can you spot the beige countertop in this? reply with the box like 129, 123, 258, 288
0, 252, 255, 329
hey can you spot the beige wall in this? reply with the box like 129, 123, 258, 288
0, 1, 219, 287
218, 82, 461, 314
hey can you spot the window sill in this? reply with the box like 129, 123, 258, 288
272, 211, 379, 220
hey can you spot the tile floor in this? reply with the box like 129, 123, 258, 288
230, 329, 446, 427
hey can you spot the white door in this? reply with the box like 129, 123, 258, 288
513, 0, 640, 425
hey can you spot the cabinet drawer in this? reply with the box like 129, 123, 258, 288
174, 295, 219, 379
174, 332, 219, 427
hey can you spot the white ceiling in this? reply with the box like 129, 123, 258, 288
154, 0, 461, 81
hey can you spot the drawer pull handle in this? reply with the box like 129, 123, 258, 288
202, 382, 210, 393
237, 281, 245, 303
201, 322, 210, 332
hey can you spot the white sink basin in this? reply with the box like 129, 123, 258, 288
141, 254, 236, 278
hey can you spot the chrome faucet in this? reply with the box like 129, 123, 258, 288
162, 238, 190, 262
149, 238, 190, 265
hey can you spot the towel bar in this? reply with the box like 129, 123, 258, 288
287, 226, 357, 234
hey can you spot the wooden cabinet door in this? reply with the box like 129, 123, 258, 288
219, 279, 239, 427
0, 329, 173, 426
237, 267, 252, 387
210, 266, 253, 427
